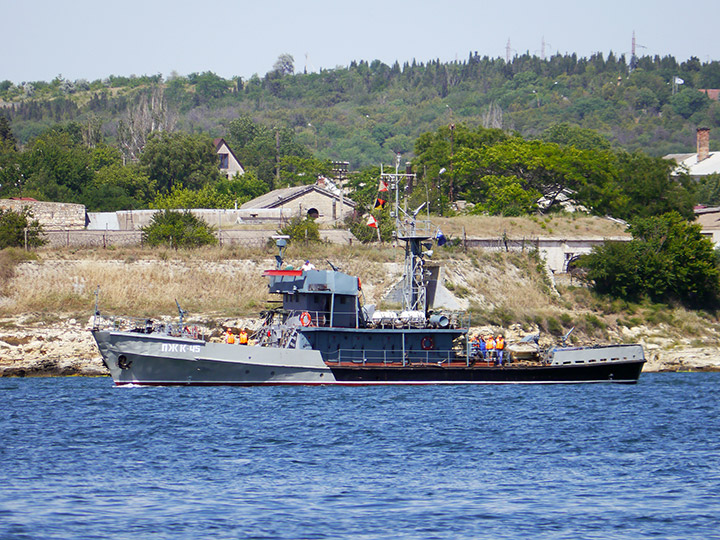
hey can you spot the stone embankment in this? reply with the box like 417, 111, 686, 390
1, 315, 718, 378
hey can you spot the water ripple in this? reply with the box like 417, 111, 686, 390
0, 373, 719, 539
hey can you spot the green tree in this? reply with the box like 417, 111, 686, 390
17, 126, 95, 201
0, 115, 17, 152
226, 116, 311, 188
279, 155, 333, 186
213, 173, 269, 203
452, 137, 616, 214
80, 183, 142, 212
190, 71, 229, 103
0, 116, 20, 197
92, 163, 156, 207
695, 173, 720, 206
272, 54, 295, 76
0, 207, 45, 249
151, 172, 269, 209
670, 88, 710, 119
140, 132, 223, 193
540, 123, 612, 151
610, 152, 695, 220
580, 213, 720, 307
90, 143, 123, 170
344, 167, 382, 208
414, 123, 508, 201
279, 216, 320, 243
469, 175, 541, 216
141, 209, 217, 248
345, 207, 394, 243
151, 185, 230, 209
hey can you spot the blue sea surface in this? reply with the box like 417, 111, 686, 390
1, 374, 719, 540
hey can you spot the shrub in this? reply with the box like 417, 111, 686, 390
584, 313, 606, 330
279, 216, 320, 243
579, 213, 720, 308
0, 207, 46, 249
345, 210, 394, 243
141, 209, 217, 248
546, 316, 563, 335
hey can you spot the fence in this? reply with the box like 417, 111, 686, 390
39, 228, 356, 249
43, 229, 142, 248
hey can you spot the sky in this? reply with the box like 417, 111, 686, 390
2, 0, 717, 84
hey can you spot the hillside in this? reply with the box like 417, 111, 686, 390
2, 53, 720, 167
1, 240, 719, 376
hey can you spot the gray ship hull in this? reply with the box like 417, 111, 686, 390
92, 330, 644, 386
92, 330, 335, 385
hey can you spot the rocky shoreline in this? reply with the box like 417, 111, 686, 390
1, 315, 718, 378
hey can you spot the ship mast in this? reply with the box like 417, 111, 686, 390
381, 154, 432, 315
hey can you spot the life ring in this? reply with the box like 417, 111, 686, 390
300, 312, 313, 327
421, 336, 434, 350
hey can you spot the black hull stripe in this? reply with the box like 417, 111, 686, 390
116, 380, 640, 387
113, 360, 644, 387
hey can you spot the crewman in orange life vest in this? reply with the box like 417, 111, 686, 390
485, 335, 496, 361
496, 334, 505, 365
239, 329, 248, 345
225, 328, 235, 344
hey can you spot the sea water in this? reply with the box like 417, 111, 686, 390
1, 374, 719, 540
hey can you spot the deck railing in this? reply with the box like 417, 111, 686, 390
277, 309, 470, 330
94, 315, 202, 340
326, 347, 466, 366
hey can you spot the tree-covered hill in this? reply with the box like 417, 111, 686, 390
2, 52, 719, 167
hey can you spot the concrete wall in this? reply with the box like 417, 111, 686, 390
88, 198, 354, 232
88, 209, 298, 231
465, 236, 630, 274
0, 199, 86, 229
41, 228, 357, 249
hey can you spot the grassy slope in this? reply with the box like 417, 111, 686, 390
1, 226, 719, 355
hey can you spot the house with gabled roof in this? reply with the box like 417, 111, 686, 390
665, 128, 720, 180
214, 138, 244, 178
240, 177, 356, 224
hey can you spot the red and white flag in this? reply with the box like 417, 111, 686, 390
378, 179, 389, 192
366, 215, 378, 228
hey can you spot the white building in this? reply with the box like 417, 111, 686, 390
665, 127, 720, 180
